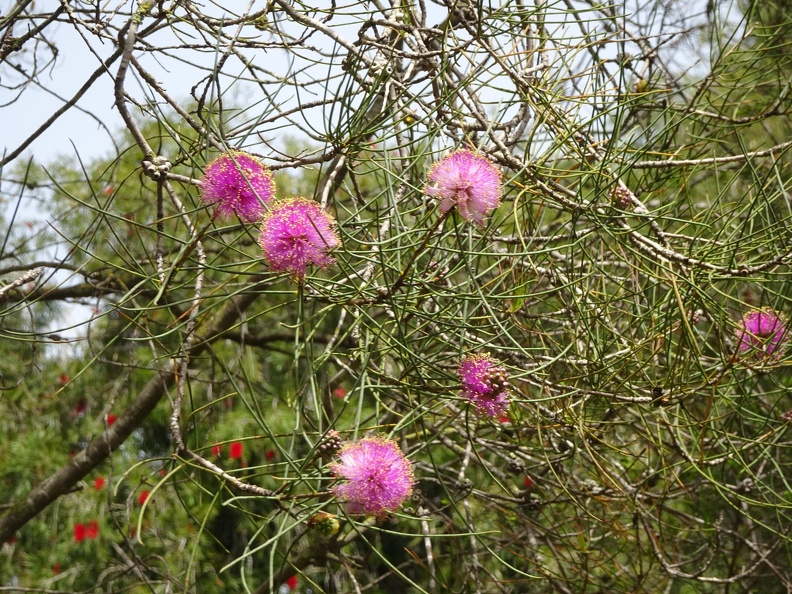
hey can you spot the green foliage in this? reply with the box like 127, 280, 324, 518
3, 0, 792, 592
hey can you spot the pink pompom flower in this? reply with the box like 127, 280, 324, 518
737, 308, 788, 356
259, 197, 340, 280
330, 437, 415, 517
425, 149, 501, 224
459, 353, 510, 417
200, 152, 275, 222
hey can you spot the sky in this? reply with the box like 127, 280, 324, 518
2, 0, 722, 169
3, 21, 191, 166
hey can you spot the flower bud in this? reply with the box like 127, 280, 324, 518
308, 512, 340, 536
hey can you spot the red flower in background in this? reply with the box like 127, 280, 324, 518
229, 441, 243, 460
107, 414, 118, 426
211, 444, 222, 457
94, 477, 105, 490
138, 490, 150, 506
265, 449, 276, 460
285, 575, 298, 590
70, 398, 88, 421
85, 520, 99, 539
58, 373, 69, 385
74, 523, 85, 542
332, 387, 347, 399
53, 562, 61, 575
523, 476, 534, 489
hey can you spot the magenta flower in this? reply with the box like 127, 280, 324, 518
425, 149, 501, 224
259, 197, 340, 279
459, 353, 509, 417
330, 437, 415, 517
200, 152, 275, 222
737, 308, 788, 356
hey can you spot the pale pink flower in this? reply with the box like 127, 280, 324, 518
425, 150, 501, 224
459, 353, 509, 417
200, 152, 275, 222
330, 437, 415, 517
258, 197, 340, 280
737, 308, 788, 356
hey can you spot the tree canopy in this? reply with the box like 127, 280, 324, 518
2, 0, 792, 592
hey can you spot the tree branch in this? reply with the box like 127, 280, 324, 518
0, 278, 266, 542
